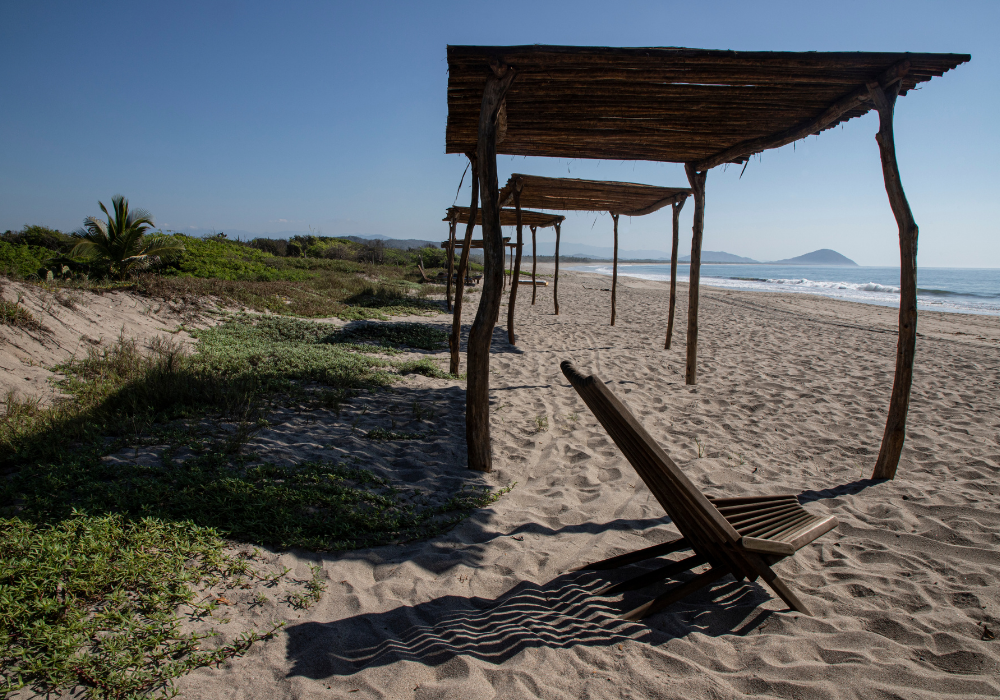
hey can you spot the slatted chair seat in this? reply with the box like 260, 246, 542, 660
560, 361, 838, 620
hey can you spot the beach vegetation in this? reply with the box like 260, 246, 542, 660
71, 195, 186, 280
0, 211, 499, 696
0, 296, 44, 331
338, 322, 448, 351
0, 513, 284, 698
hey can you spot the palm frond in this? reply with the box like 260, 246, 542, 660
69, 238, 101, 260
139, 235, 185, 258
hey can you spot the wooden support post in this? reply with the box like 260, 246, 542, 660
869, 79, 918, 481
530, 225, 537, 305
467, 63, 515, 473
507, 188, 524, 344
553, 221, 561, 315
446, 218, 456, 312
684, 165, 707, 385
450, 155, 478, 376
610, 213, 619, 326
665, 198, 685, 349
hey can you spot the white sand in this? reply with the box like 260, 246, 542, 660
19, 272, 1000, 698
175, 271, 1000, 699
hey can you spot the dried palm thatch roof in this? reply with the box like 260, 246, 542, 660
444, 206, 564, 228
499, 175, 690, 216
446, 46, 969, 167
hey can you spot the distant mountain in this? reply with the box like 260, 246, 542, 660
679, 250, 758, 264
770, 249, 858, 266
346, 235, 439, 250
527, 242, 671, 259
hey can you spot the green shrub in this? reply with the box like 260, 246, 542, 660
163, 234, 313, 281
0, 241, 54, 278
1, 225, 76, 253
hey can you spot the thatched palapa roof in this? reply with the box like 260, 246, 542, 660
499, 175, 690, 216
446, 46, 970, 167
444, 206, 564, 228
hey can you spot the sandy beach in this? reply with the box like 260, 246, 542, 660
136, 269, 999, 698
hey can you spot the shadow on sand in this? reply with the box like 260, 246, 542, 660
282, 477, 868, 678
284, 565, 778, 678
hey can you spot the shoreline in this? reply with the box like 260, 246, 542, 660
563, 263, 1000, 317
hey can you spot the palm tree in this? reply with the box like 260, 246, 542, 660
72, 195, 184, 279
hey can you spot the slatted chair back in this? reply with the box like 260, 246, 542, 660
561, 361, 743, 564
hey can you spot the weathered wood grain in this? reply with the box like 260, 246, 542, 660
466, 66, 516, 472
869, 80, 918, 481
665, 197, 685, 349
685, 165, 707, 385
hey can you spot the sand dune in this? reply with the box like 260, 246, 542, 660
0, 280, 216, 405
103, 271, 1000, 698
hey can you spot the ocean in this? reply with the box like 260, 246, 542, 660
567, 263, 1000, 316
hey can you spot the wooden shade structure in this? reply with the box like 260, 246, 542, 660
446, 45, 969, 478
443, 206, 565, 377
442, 206, 563, 312
498, 174, 690, 334
444, 206, 564, 228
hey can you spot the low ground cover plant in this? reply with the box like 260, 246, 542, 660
0, 315, 496, 697
337, 321, 448, 351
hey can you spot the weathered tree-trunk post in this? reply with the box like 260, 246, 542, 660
530, 225, 538, 304
507, 245, 513, 288
610, 213, 619, 326
665, 198, 685, 349
467, 63, 515, 473
450, 155, 478, 376
501, 247, 506, 292
507, 188, 524, 344
869, 79, 918, 481
684, 164, 707, 385
446, 218, 457, 312
553, 221, 561, 315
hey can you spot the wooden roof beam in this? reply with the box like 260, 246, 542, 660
692, 60, 911, 171
617, 191, 689, 217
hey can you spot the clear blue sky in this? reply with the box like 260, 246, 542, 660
1, 1, 996, 267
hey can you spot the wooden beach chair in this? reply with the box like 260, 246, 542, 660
560, 361, 838, 620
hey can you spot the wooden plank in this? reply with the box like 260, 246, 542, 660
598, 553, 705, 595
726, 504, 802, 528
573, 537, 690, 571
716, 498, 798, 514
623, 566, 728, 621
742, 552, 812, 615
743, 511, 815, 540
728, 509, 804, 531
740, 536, 795, 556
709, 494, 798, 506
782, 515, 839, 551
